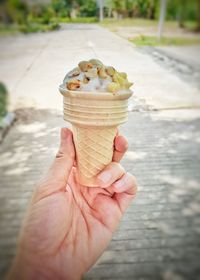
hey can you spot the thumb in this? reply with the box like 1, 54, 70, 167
49, 128, 75, 184
35, 128, 75, 200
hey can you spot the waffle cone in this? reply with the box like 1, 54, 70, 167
59, 86, 132, 187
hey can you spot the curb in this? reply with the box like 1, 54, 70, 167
0, 112, 15, 143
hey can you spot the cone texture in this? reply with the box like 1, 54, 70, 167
72, 125, 116, 186
59, 86, 132, 186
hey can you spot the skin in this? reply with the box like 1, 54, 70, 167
7, 128, 137, 280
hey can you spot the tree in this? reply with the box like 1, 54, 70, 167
112, 0, 126, 18
197, 0, 200, 30
104, 0, 114, 17
178, 0, 186, 27
157, 0, 167, 40
0, 0, 28, 24
96, 0, 104, 20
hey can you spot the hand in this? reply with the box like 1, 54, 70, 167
7, 128, 137, 280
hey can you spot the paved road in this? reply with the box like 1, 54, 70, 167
156, 45, 200, 70
0, 108, 199, 279
0, 24, 200, 279
136, 45, 200, 91
0, 24, 200, 110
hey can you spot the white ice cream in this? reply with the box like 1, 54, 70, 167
63, 59, 133, 93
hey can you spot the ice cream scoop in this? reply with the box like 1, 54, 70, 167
63, 59, 133, 93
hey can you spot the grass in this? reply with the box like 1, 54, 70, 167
101, 18, 198, 30
129, 35, 200, 46
58, 17, 98, 23
184, 20, 199, 30
100, 18, 158, 28
0, 83, 8, 120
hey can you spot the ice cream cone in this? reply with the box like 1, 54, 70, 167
59, 86, 132, 187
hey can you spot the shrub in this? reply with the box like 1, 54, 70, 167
19, 21, 60, 34
79, 0, 98, 17
0, 83, 8, 119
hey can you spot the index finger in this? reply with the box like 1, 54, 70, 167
113, 135, 128, 163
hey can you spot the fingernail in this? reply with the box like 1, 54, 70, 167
98, 171, 112, 184
114, 179, 124, 189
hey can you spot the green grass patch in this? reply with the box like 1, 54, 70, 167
100, 18, 198, 32
129, 35, 200, 46
100, 18, 158, 28
58, 17, 98, 23
0, 83, 8, 119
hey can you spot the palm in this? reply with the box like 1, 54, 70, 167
23, 168, 126, 279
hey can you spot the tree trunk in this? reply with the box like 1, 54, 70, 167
70, 9, 77, 19
197, 0, 200, 31
108, 7, 112, 18
178, 0, 186, 28
157, 0, 167, 41
99, 0, 104, 21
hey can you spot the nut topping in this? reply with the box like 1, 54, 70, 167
66, 79, 81, 90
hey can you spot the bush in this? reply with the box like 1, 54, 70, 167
0, 83, 8, 119
79, 0, 98, 17
2, 0, 28, 24
49, 21, 60, 30
19, 21, 59, 34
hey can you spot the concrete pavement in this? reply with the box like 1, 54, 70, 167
0, 24, 200, 110
0, 107, 199, 279
156, 45, 200, 70
0, 24, 200, 279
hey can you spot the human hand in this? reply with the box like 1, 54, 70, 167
7, 128, 137, 280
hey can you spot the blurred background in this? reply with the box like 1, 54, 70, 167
0, 0, 200, 279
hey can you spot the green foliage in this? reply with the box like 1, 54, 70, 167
166, 0, 198, 21
103, 0, 199, 23
104, 0, 159, 19
0, 83, 8, 119
51, 0, 68, 17
28, 3, 56, 24
0, 0, 199, 33
0, 0, 28, 24
79, 0, 97, 17
129, 35, 200, 46
0, 1, 59, 34
19, 21, 59, 34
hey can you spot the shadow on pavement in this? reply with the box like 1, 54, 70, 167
0, 108, 199, 279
